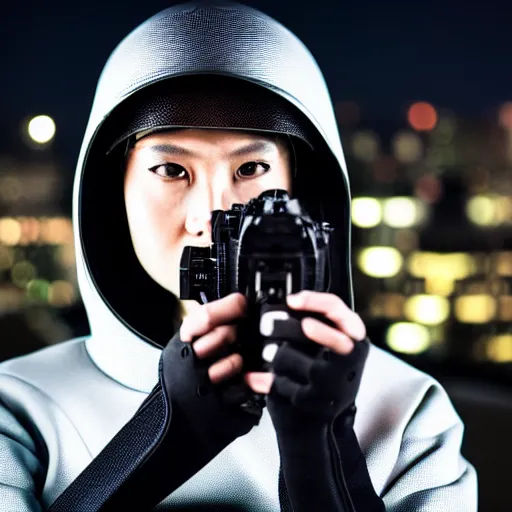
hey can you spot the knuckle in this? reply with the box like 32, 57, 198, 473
214, 325, 234, 344
234, 293, 247, 314
229, 354, 243, 373
224, 325, 237, 343
200, 308, 214, 331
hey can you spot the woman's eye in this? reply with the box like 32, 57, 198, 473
148, 163, 188, 179
236, 162, 271, 179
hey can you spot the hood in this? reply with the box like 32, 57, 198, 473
74, 1, 354, 385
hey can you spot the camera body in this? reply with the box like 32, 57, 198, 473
179, 189, 334, 369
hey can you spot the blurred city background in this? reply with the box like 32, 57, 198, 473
1, 1, 511, 510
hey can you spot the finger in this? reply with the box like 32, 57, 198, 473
181, 292, 247, 341
272, 342, 314, 383
244, 372, 274, 394
270, 374, 301, 402
301, 316, 355, 355
208, 353, 243, 384
192, 324, 237, 359
287, 291, 366, 341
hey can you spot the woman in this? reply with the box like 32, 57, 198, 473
0, 2, 477, 511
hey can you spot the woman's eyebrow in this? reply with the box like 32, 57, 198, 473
145, 140, 274, 158
146, 144, 195, 156
227, 141, 274, 157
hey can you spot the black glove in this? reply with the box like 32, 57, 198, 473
265, 314, 385, 512
49, 329, 262, 512
160, 325, 264, 456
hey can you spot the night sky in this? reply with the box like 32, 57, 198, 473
1, 0, 511, 169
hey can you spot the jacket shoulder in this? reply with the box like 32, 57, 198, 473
0, 337, 95, 393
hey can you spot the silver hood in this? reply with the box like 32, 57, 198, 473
73, 1, 353, 353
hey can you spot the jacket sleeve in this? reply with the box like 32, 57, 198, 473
48, 330, 262, 511
0, 398, 46, 512
381, 384, 478, 512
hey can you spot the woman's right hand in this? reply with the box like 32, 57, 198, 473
159, 292, 262, 454
179, 292, 247, 385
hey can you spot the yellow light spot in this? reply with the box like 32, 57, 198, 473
351, 197, 382, 228
486, 335, 512, 363
386, 322, 431, 354
357, 247, 403, 278
28, 115, 56, 144
0, 218, 22, 246
404, 294, 450, 325
408, 252, 477, 280
48, 281, 76, 307
425, 277, 455, 297
454, 294, 497, 323
466, 195, 498, 226
382, 197, 426, 228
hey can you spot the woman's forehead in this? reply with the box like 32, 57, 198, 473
133, 128, 290, 156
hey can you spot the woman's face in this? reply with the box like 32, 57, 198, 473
124, 128, 292, 304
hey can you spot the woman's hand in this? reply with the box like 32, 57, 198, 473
244, 290, 367, 394
180, 292, 247, 385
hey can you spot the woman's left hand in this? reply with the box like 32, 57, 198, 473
244, 290, 367, 395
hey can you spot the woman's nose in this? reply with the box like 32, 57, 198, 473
184, 182, 232, 239
184, 203, 212, 238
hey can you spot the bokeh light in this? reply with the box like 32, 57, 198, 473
27, 115, 56, 144
0, 218, 22, 246
11, 261, 36, 288
382, 197, 426, 228
424, 277, 455, 297
485, 335, 512, 363
496, 252, 512, 276
392, 131, 423, 163
386, 322, 431, 354
26, 279, 50, 303
404, 294, 450, 325
351, 131, 380, 162
357, 247, 403, 278
465, 194, 512, 227
351, 197, 382, 228
40, 218, 73, 244
408, 252, 477, 280
415, 174, 443, 204
455, 294, 497, 323
407, 102, 438, 132
48, 281, 76, 307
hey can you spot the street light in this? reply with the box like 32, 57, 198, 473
27, 115, 56, 144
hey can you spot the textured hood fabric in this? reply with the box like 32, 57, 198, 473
75, 1, 353, 360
